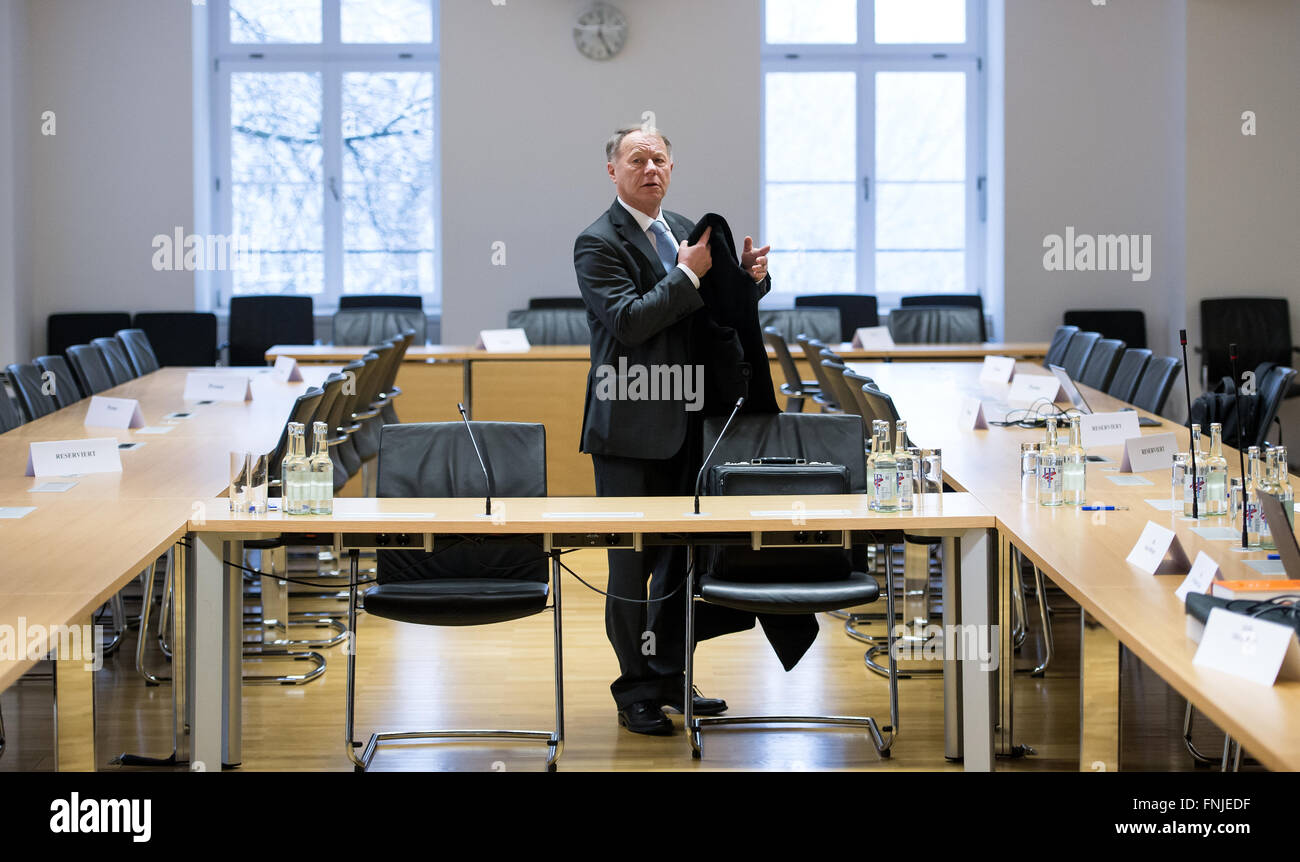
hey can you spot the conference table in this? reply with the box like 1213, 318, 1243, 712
845, 359, 1300, 772
266, 341, 1049, 496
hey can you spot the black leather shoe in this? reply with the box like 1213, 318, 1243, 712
662, 686, 728, 717
618, 701, 673, 735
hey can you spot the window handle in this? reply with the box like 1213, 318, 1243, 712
862, 176, 870, 202
328, 176, 340, 202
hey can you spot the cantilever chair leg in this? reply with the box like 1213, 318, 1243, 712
136, 550, 174, 685
1027, 562, 1054, 677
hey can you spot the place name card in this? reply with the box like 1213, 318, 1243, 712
25, 438, 122, 477
958, 395, 989, 429
1175, 551, 1221, 601
1079, 411, 1140, 449
851, 326, 895, 350
1125, 520, 1191, 575
184, 373, 253, 402
272, 355, 304, 383
477, 328, 531, 352
0, 507, 35, 519
1119, 432, 1176, 473
978, 355, 1016, 383
1007, 374, 1064, 406
84, 396, 145, 430
1193, 608, 1300, 685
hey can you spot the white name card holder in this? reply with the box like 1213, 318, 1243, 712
1080, 411, 1140, 449
851, 326, 895, 350
477, 329, 531, 353
1007, 374, 1064, 406
1175, 551, 1221, 602
979, 355, 1016, 384
1119, 432, 1177, 473
272, 355, 304, 383
1193, 608, 1300, 685
184, 373, 253, 402
84, 396, 145, 430
958, 396, 988, 430
1125, 520, 1192, 575
26, 438, 123, 477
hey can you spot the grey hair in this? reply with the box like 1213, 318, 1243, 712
605, 126, 672, 162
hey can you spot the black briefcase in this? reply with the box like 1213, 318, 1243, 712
707, 457, 849, 497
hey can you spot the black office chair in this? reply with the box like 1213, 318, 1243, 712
796, 336, 840, 412
66, 345, 118, 396
6, 363, 57, 420
1060, 331, 1101, 381
132, 313, 220, 366
505, 308, 590, 345
1078, 338, 1126, 391
1044, 325, 1079, 369
379, 330, 415, 425
1131, 356, 1182, 416
345, 421, 562, 771
686, 412, 896, 759
33, 355, 83, 406
326, 358, 372, 492
820, 356, 859, 417
840, 370, 879, 428
1107, 348, 1152, 403
759, 308, 841, 344
527, 297, 586, 310
887, 306, 982, 344
90, 337, 137, 385
763, 327, 820, 413
1199, 297, 1299, 400
795, 294, 880, 342
332, 308, 427, 346
116, 329, 161, 376
350, 342, 398, 495
227, 296, 315, 366
339, 295, 423, 310
47, 312, 131, 358
0, 390, 24, 432
1253, 365, 1298, 449
900, 294, 986, 341
1064, 310, 1147, 350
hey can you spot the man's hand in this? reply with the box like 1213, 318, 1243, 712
678, 226, 713, 281
741, 236, 771, 283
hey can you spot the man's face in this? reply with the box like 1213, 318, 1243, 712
608, 131, 673, 215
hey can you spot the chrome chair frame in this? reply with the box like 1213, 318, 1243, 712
344, 549, 565, 772
684, 543, 898, 760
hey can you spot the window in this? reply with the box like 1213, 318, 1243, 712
209, 0, 438, 310
762, 0, 984, 309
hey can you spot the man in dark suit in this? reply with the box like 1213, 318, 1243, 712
574, 126, 770, 735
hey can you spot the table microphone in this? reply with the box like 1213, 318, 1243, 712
457, 403, 494, 517
1228, 343, 1248, 549
1179, 330, 1197, 520
693, 397, 745, 515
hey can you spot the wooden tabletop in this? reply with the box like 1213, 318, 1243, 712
846, 359, 1300, 771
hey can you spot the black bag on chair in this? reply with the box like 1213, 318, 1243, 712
1189, 362, 1272, 449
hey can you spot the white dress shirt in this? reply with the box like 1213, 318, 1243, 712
616, 197, 701, 289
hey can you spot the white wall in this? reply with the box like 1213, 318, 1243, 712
1003, 0, 1187, 361
0, 0, 31, 364
438, 0, 762, 344
24, 0, 193, 356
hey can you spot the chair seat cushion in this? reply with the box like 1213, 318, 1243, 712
363, 579, 549, 626
698, 571, 878, 615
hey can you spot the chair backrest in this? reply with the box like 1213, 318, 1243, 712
528, 297, 586, 310
794, 294, 879, 341
66, 345, 119, 396
268, 387, 325, 481
90, 337, 137, 384
1130, 355, 1182, 416
887, 306, 983, 344
1254, 365, 1298, 449
1199, 297, 1293, 386
841, 370, 880, 427
132, 312, 219, 366
506, 308, 591, 345
228, 296, 315, 366
1063, 309, 1147, 350
702, 412, 867, 493
311, 372, 347, 435
1044, 324, 1079, 368
1078, 338, 1126, 391
859, 386, 905, 443
6, 363, 56, 420
1106, 348, 1152, 403
332, 308, 427, 346
325, 360, 367, 442
338, 295, 423, 310
115, 329, 161, 375
373, 336, 408, 400
359, 345, 396, 411
0, 389, 25, 432
47, 312, 131, 358
375, 422, 549, 584
900, 294, 986, 341
763, 327, 808, 395
758, 308, 841, 344
798, 337, 839, 409
820, 359, 857, 416
1060, 331, 1101, 380
33, 355, 83, 406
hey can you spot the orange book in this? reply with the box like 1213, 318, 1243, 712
1210, 579, 1300, 601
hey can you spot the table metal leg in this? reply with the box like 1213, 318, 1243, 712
997, 531, 1018, 756
941, 536, 962, 760
959, 528, 995, 771
53, 612, 97, 771
224, 540, 244, 767
1080, 609, 1121, 772
173, 539, 190, 763
192, 533, 225, 772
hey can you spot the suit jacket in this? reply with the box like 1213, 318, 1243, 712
574, 200, 772, 458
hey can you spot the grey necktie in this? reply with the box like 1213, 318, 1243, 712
648, 219, 678, 272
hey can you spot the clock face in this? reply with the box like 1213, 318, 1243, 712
574, 3, 627, 61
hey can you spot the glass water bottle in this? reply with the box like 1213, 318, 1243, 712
1259, 448, 1281, 550
1183, 424, 1207, 518
1274, 446, 1295, 531
309, 421, 334, 516
1206, 423, 1229, 516
1037, 417, 1063, 507
1245, 446, 1262, 548
282, 422, 310, 516
894, 420, 914, 511
872, 421, 899, 513
865, 420, 880, 509
1061, 418, 1086, 506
